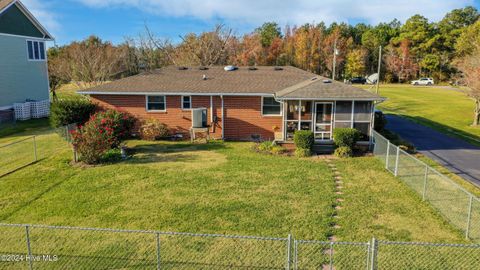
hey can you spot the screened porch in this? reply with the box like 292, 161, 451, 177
281, 100, 374, 144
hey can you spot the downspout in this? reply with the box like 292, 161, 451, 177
221, 95, 224, 140
274, 94, 285, 142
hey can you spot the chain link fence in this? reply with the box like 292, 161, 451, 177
372, 130, 480, 241
0, 136, 37, 177
54, 123, 77, 143
1, 223, 479, 269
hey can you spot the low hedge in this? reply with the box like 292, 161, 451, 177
50, 99, 96, 128
294, 130, 314, 150
333, 128, 360, 148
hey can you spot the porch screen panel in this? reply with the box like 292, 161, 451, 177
353, 101, 372, 141
334, 101, 352, 129
285, 100, 299, 140
354, 101, 372, 121
300, 101, 312, 131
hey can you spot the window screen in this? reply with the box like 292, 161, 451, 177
262, 97, 281, 115
147, 96, 166, 111
182, 96, 191, 109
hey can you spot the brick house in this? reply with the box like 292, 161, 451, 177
78, 66, 384, 146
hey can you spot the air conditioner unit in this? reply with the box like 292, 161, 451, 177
191, 108, 207, 128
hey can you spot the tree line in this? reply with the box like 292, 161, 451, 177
48, 6, 480, 124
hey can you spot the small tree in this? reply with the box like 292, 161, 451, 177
457, 44, 480, 126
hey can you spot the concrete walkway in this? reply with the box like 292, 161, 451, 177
385, 115, 480, 187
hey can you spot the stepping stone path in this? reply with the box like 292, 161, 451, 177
323, 158, 346, 270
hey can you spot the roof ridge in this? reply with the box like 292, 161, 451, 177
275, 76, 321, 97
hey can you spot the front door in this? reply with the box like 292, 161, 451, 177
314, 102, 333, 141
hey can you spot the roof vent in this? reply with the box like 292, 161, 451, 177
202, 74, 207, 80
178, 66, 188, 70
248, 66, 258, 71
274, 66, 283, 71
224, 65, 237, 71
199, 66, 209, 70
323, 79, 332, 83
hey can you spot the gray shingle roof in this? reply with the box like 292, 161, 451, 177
79, 66, 383, 101
276, 76, 384, 100
80, 66, 315, 94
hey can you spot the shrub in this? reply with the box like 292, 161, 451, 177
50, 99, 96, 128
334, 146, 353, 158
270, 145, 287, 155
295, 148, 311, 157
374, 111, 387, 132
333, 128, 360, 148
71, 109, 134, 164
258, 141, 274, 152
294, 130, 314, 150
139, 119, 169, 140
92, 110, 135, 148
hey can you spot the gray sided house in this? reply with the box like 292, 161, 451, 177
0, 0, 52, 119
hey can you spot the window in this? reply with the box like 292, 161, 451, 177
182, 96, 191, 109
146, 95, 166, 111
262, 97, 282, 116
334, 101, 353, 129
26, 40, 46, 61
354, 101, 372, 121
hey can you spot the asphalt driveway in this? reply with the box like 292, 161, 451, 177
385, 115, 480, 187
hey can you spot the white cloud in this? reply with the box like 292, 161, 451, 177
21, 0, 60, 33
76, 0, 475, 26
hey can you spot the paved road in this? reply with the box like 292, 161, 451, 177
385, 115, 480, 187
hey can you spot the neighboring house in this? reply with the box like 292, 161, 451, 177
0, 0, 53, 120
78, 66, 384, 147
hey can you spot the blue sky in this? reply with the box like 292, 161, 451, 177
22, 0, 480, 45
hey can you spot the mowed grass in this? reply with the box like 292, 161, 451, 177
361, 84, 480, 145
0, 120, 466, 244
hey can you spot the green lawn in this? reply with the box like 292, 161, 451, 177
0, 120, 473, 268
0, 120, 466, 243
361, 84, 480, 145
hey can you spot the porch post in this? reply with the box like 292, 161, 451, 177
298, 100, 301, 130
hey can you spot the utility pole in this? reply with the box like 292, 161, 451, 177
375, 45, 382, 94
332, 39, 337, 81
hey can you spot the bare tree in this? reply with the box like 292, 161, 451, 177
63, 36, 125, 89
457, 43, 480, 126
177, 24, 235, 66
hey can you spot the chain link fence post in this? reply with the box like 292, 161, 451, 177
286, 234, 292, 270
394, 146, 400, 176
369, 238, 377, 270
422, 165, 429, 201
293, 240, 298, 270
385, 141, 390, 169
466, 195, 473, 239
155, 232, 161, 270
25, 225, 33, 270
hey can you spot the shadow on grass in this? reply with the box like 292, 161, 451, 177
126, 141, 227, 165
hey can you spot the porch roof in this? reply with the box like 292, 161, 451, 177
275, 76, 384, 101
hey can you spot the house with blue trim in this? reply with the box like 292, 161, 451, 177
0, 0, 53, 121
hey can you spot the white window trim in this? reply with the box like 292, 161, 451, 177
181, 95, 192, 110
26, 40, 46, 61
146, 95, 167, 112
261, 96, 283, 117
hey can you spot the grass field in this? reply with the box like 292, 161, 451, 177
0, 120, 465, 243
361, 84, 480, 145
0, 120, 475, 268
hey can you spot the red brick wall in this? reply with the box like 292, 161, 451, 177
89, 95, 281, 141
224, 96, 281, 141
